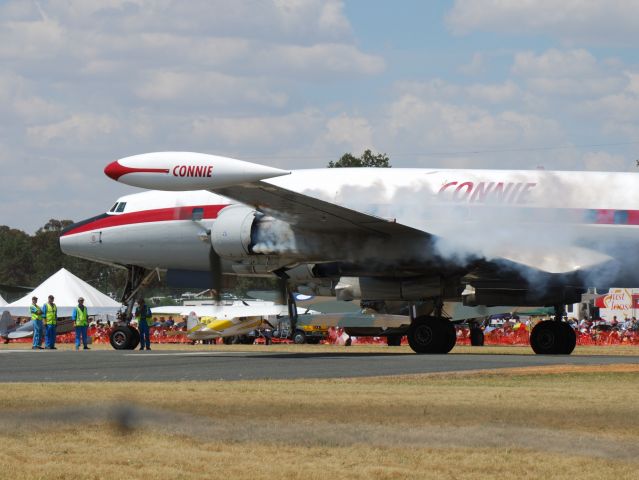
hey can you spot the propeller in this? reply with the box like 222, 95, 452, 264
274, 268, 288, 306
274, 268, 298, 335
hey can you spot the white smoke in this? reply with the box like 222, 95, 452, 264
264, 168, 639, 291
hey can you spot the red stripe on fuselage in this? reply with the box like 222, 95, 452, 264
61, 205, 228, 236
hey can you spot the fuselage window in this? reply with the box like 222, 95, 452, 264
109, 203, 119, 212
116, 202, 127, 213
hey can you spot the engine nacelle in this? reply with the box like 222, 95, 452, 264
210, 205, 256, 258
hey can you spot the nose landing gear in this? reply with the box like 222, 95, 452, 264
109, 266, 158, 350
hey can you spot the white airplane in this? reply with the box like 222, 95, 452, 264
60, 151, 639, 355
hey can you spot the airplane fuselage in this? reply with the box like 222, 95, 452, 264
61, 168, 639, 274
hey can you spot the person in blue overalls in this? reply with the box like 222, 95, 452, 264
41, 295, 57, 349
71, 297, 90, 350
135, 298, 153, 351
30, 296, 44, 350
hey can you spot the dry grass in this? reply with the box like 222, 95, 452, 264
1, 367, 638, 479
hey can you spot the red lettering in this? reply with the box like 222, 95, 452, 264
186, 165, 193, 176
470, 182, 494, 203
493, 182, 513, 203
172, 166, 179, 176
179, 165, 186, 176
453, 182, 473, 201
438, 182, 458, 194
207, 166, 213, 177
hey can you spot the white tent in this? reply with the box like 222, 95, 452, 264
0, 294, 7, 306
6, 268, 122, 317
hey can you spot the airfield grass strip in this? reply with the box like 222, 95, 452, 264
1, 369, 638, 479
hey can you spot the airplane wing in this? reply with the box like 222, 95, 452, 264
213, 181, 425, 237
212, 181, 612, 275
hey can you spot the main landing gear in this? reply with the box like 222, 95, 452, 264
530, 305, 576, 355
406, 301, 456, 354
407, 316, 456, 354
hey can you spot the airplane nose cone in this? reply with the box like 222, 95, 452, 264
104, 160, 125, 180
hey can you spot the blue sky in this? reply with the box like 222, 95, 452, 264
1, 0, 638, 231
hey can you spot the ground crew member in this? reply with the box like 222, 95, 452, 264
135, 298, 153, 350
30, 296, 43, 350
42, 295, 57, 350
72, 297, 90, 350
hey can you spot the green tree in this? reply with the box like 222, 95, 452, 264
328, 149, 391, 168
0, 226, 34, 286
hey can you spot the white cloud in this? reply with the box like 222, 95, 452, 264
447, 0, 639, 46
465, 81, 520, 104
512, 49, 626, 97
189, 110, 324, 151
135, 71, 289, 108
27, 113, 120, 147
459, 52, 484, 76
582, 151, 628, 171
395, 79, 520, 105
386, 95, 563, 152
322, 114, 374, 153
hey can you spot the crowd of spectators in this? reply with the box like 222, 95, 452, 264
456, 315, 639, 346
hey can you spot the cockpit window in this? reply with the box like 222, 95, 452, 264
109, 203, 119, 213
115, 202, 127, 213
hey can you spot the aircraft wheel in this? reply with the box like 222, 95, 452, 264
408, 317, 455, 354
470, 327, 484, 346
440, 319, 457, 353
293, 330, 306, 344
110, 326, 135, 350
386, 334, 402, 346
530, 321, 570, 354
129, 326, 140, 350
559, 322, 576, 355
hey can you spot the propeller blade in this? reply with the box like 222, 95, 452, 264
274, 270, 288, 306
209, 247, 222, 303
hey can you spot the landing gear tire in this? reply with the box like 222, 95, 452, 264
470, 327, 484, 346
110, 326, 139, 350
292, 330, 306, 344
386, 334, 403, 347
530, 320, 575, 355
558, 322, 576, 355
407, 317, 456, 354
129, 327, 140, 350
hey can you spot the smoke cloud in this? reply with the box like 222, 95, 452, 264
259, 168, 639, 291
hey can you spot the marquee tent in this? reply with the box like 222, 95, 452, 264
6, 268, 121, 317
